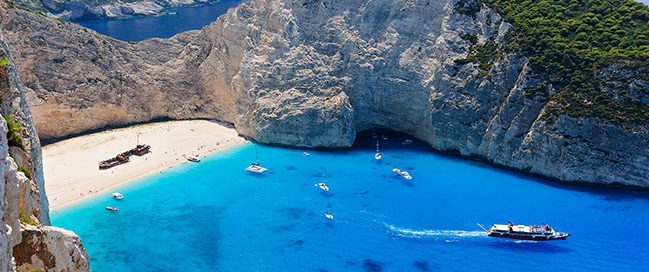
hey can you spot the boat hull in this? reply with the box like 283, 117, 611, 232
488, 232, 569, 241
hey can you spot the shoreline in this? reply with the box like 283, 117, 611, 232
43, 120, 247, 210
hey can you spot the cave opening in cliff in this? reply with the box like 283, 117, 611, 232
353, 129, 426, 153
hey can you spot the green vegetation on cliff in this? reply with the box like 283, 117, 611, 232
3, 114, 25, 149
18, 208, 38, 225
457, 0, 649, 126
18, 165, 32, 180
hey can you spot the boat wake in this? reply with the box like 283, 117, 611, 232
384, 223, 486, 240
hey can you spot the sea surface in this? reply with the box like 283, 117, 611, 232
52, 132, 649, 271
73, 0, 242, 42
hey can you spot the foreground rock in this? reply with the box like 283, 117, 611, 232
1, 0, 647, 188
13, 225, 89, 272
1, 11, 90, 270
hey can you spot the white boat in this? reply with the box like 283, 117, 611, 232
303, 152, 311, 156
374, 140, 382, 160
478, 223, 570, 241
246, 163, 268, 173
105, 206, 118, 212
112, 192, 123, 200
392, 168, 401, 174
381, 135, 388, 140
401, 171, 413, 180
401, 139, 413, 145
187, 156, 200, 163
315, 182, 330, 191
245, 145, 268, 173
324, 211, 334, 220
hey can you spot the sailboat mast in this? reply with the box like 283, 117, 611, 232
254, 144, 260, 164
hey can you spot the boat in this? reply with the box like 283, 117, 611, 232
131, 144, 151, 156
392, 168, 412, 179
245, 163, 268, 173
478, 223, 570, 241
401, 171, 413, 180
374, 140, 382, 160
245, 144, 268, 173
401, 139, 413, 145
112, 192, 123, 200
324, 211, 334, 220
303, 152, 311, 156
105, 206, 118, 211
381, 135, 388, 140
187, 156, 201, 163
315, 182, 330, 191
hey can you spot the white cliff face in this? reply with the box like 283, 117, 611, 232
1, 120, 19, 272
1, 0, 647, 188
0, 14, 90, 271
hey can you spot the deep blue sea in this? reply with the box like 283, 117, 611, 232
51, 132, 649, 271
73, 0, 242, 42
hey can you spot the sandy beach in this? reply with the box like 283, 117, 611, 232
43, 120, 247, 209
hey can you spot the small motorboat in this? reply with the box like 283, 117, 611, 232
324, 211, 334, 220
381, 135, 388, 140
315, 182, 330, 191
401, 171, 413, 180
303, 152, 311, 156
392, 168, 402, 174
105, 206, 118, 212
478, 223, 569, 241
112, 192, 123, 200
245, 163, 268, 174
401, 139, 413, 145
187, 156, 201, 163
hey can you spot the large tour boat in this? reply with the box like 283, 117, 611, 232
478, 223, 569, 241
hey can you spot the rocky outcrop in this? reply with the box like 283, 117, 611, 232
1, 0, 647, 189
13, 225, 89, 272
0, 8, 90, 270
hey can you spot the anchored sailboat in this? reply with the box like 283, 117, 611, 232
375, 140, 383, 160
245, 144, 268, 174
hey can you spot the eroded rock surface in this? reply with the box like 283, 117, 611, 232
13, 225, 89, 272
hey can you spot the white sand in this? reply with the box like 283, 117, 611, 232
43, 120, 246, 210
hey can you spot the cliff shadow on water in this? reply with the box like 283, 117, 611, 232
350, 129, 649, 200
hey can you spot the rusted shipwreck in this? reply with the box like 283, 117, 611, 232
99, 144, 151, 170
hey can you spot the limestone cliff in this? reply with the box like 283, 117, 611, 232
1, 0, 647, 188
0, 7, 90, 270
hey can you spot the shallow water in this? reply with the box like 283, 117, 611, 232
52, 132, 649, 271
73, 0, 242, 42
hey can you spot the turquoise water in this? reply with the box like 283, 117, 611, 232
73, 0, 242, 42
52, 132, 649, 271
